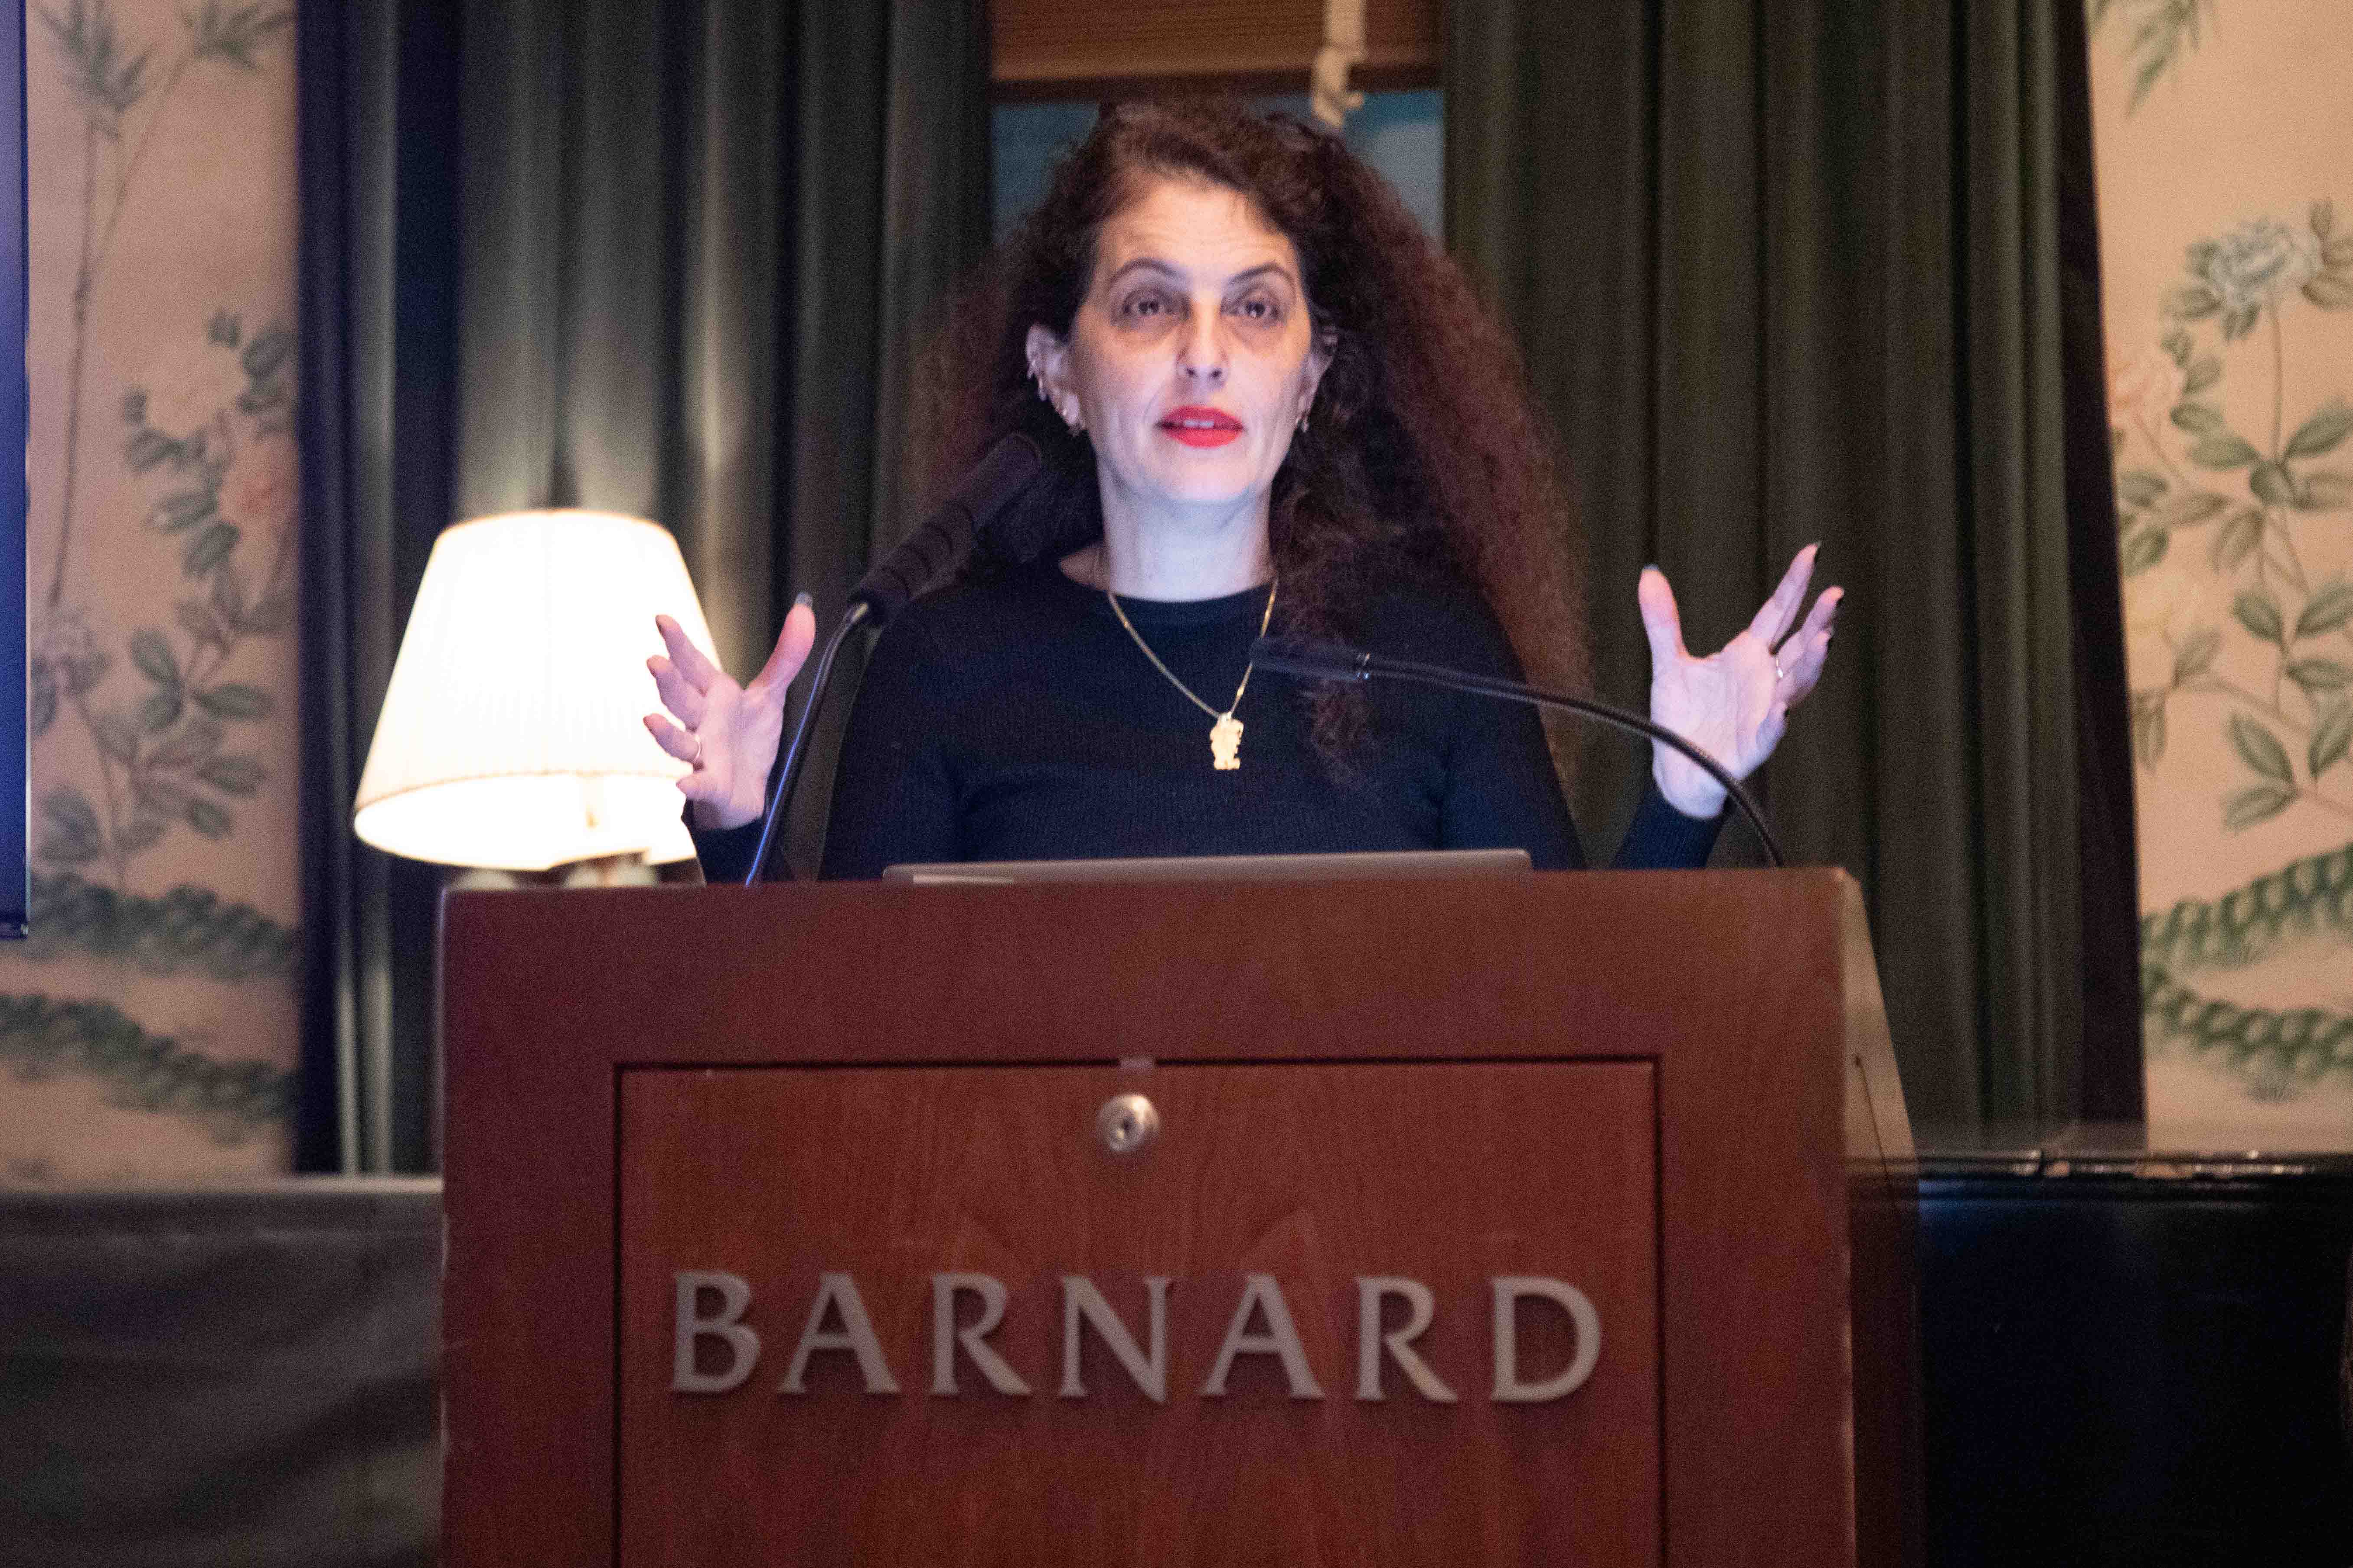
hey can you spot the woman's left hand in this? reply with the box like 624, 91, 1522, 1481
1638, 544, 1842, 818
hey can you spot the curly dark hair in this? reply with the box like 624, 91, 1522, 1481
924, 99, 1589, 764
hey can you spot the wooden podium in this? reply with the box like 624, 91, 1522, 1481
442, 869, 1919, 1567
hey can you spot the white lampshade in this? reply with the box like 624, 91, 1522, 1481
352, 510, 715, 870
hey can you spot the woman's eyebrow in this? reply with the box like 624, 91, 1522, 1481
1101, 258, 1298, 290
1222, 262, 1297, 290
1102, 257, 1183, 287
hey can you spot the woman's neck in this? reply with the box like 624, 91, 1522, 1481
1062, 487, 1274, 600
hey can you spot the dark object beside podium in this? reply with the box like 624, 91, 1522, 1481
441, 868, 1920, 1566
1917, 1126, 2353, 1566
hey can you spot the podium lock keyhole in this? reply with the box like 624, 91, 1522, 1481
1097, 1093, 1159, 1155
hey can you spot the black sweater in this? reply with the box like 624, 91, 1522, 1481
692, 561, 1721, 881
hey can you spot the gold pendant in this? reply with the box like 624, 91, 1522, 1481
1210, 713, 1243, 771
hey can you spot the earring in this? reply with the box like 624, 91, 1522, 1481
1297, 410, 1310, 433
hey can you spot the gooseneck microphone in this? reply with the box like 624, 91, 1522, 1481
847, 434, 1046, 627
741, 434, 1043, 884
1251, 635, 1786, 868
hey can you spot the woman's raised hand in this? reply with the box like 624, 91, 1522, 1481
1637, 545, 1841, 819
643, 597, 818, 830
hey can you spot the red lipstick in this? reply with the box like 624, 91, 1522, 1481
1159, 405, 1243, 448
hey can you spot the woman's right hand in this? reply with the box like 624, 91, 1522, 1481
644, 596, 818, 830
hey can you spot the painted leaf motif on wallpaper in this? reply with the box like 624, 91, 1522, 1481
2221, 785, 2295, 829
135, 685, 179, 734
2284, 401, 2353, 459
2312, 705, 2353, 779
42, 0, 151, 125
2163, 492, 2227, 528
2248, 462, 2297, 506
143, 715, 218, 769
37, 791, 104, 864
2133, 692, 2168, 767
2285, 659, 2353, 695
2298, 581, 2353, 638
184, 1, 291, 69
2191, 434, 2261, 469
150, 489, 211, 532
2211, 508, 2263, 570
193, 683, 271, 719
2227, 712, 2292, 783
197, 754, 262, 795
183, 522, 237, 574
89, 712, 137, 764
2093, 0, 2217, 113
2231, 590, 2282, 644
129, 627, 177, 685
2171, 627, 2221, 683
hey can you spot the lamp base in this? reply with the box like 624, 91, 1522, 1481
447, 852, 698, 892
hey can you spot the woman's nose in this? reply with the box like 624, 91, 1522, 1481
1174, 312, 1227, 386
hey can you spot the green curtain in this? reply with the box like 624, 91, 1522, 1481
297, 0, 991, 1170
1446, 0, 2141, 1128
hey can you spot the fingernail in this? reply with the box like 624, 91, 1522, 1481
794, 590, 813, 609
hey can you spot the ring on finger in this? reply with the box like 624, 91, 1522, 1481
690, 734, 705, 769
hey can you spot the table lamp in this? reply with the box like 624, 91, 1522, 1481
352, 509, 712, 873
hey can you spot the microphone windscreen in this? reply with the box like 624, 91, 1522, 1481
852, 433, 1042, 625
1249, 636, 1369, 681
956, 432, 1044, 528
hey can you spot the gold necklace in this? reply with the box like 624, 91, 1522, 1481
1103, 574, 1278, 771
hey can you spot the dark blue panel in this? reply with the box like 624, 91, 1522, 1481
0, 0, 27, 936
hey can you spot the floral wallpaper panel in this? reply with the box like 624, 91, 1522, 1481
1, 0, 299, 1183
2091, 0, 2353, 1139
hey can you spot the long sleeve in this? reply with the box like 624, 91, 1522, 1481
685, 617, 963, 884
1395, 585, 1719, 870
1609, 782, 1723, 869
689, 814, 766, 884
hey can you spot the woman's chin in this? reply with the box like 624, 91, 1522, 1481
1123, 459, 1273, 514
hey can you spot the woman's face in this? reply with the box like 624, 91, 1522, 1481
1029, 174, 1329, 526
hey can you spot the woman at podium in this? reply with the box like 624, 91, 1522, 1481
649, 102, 1838, 880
